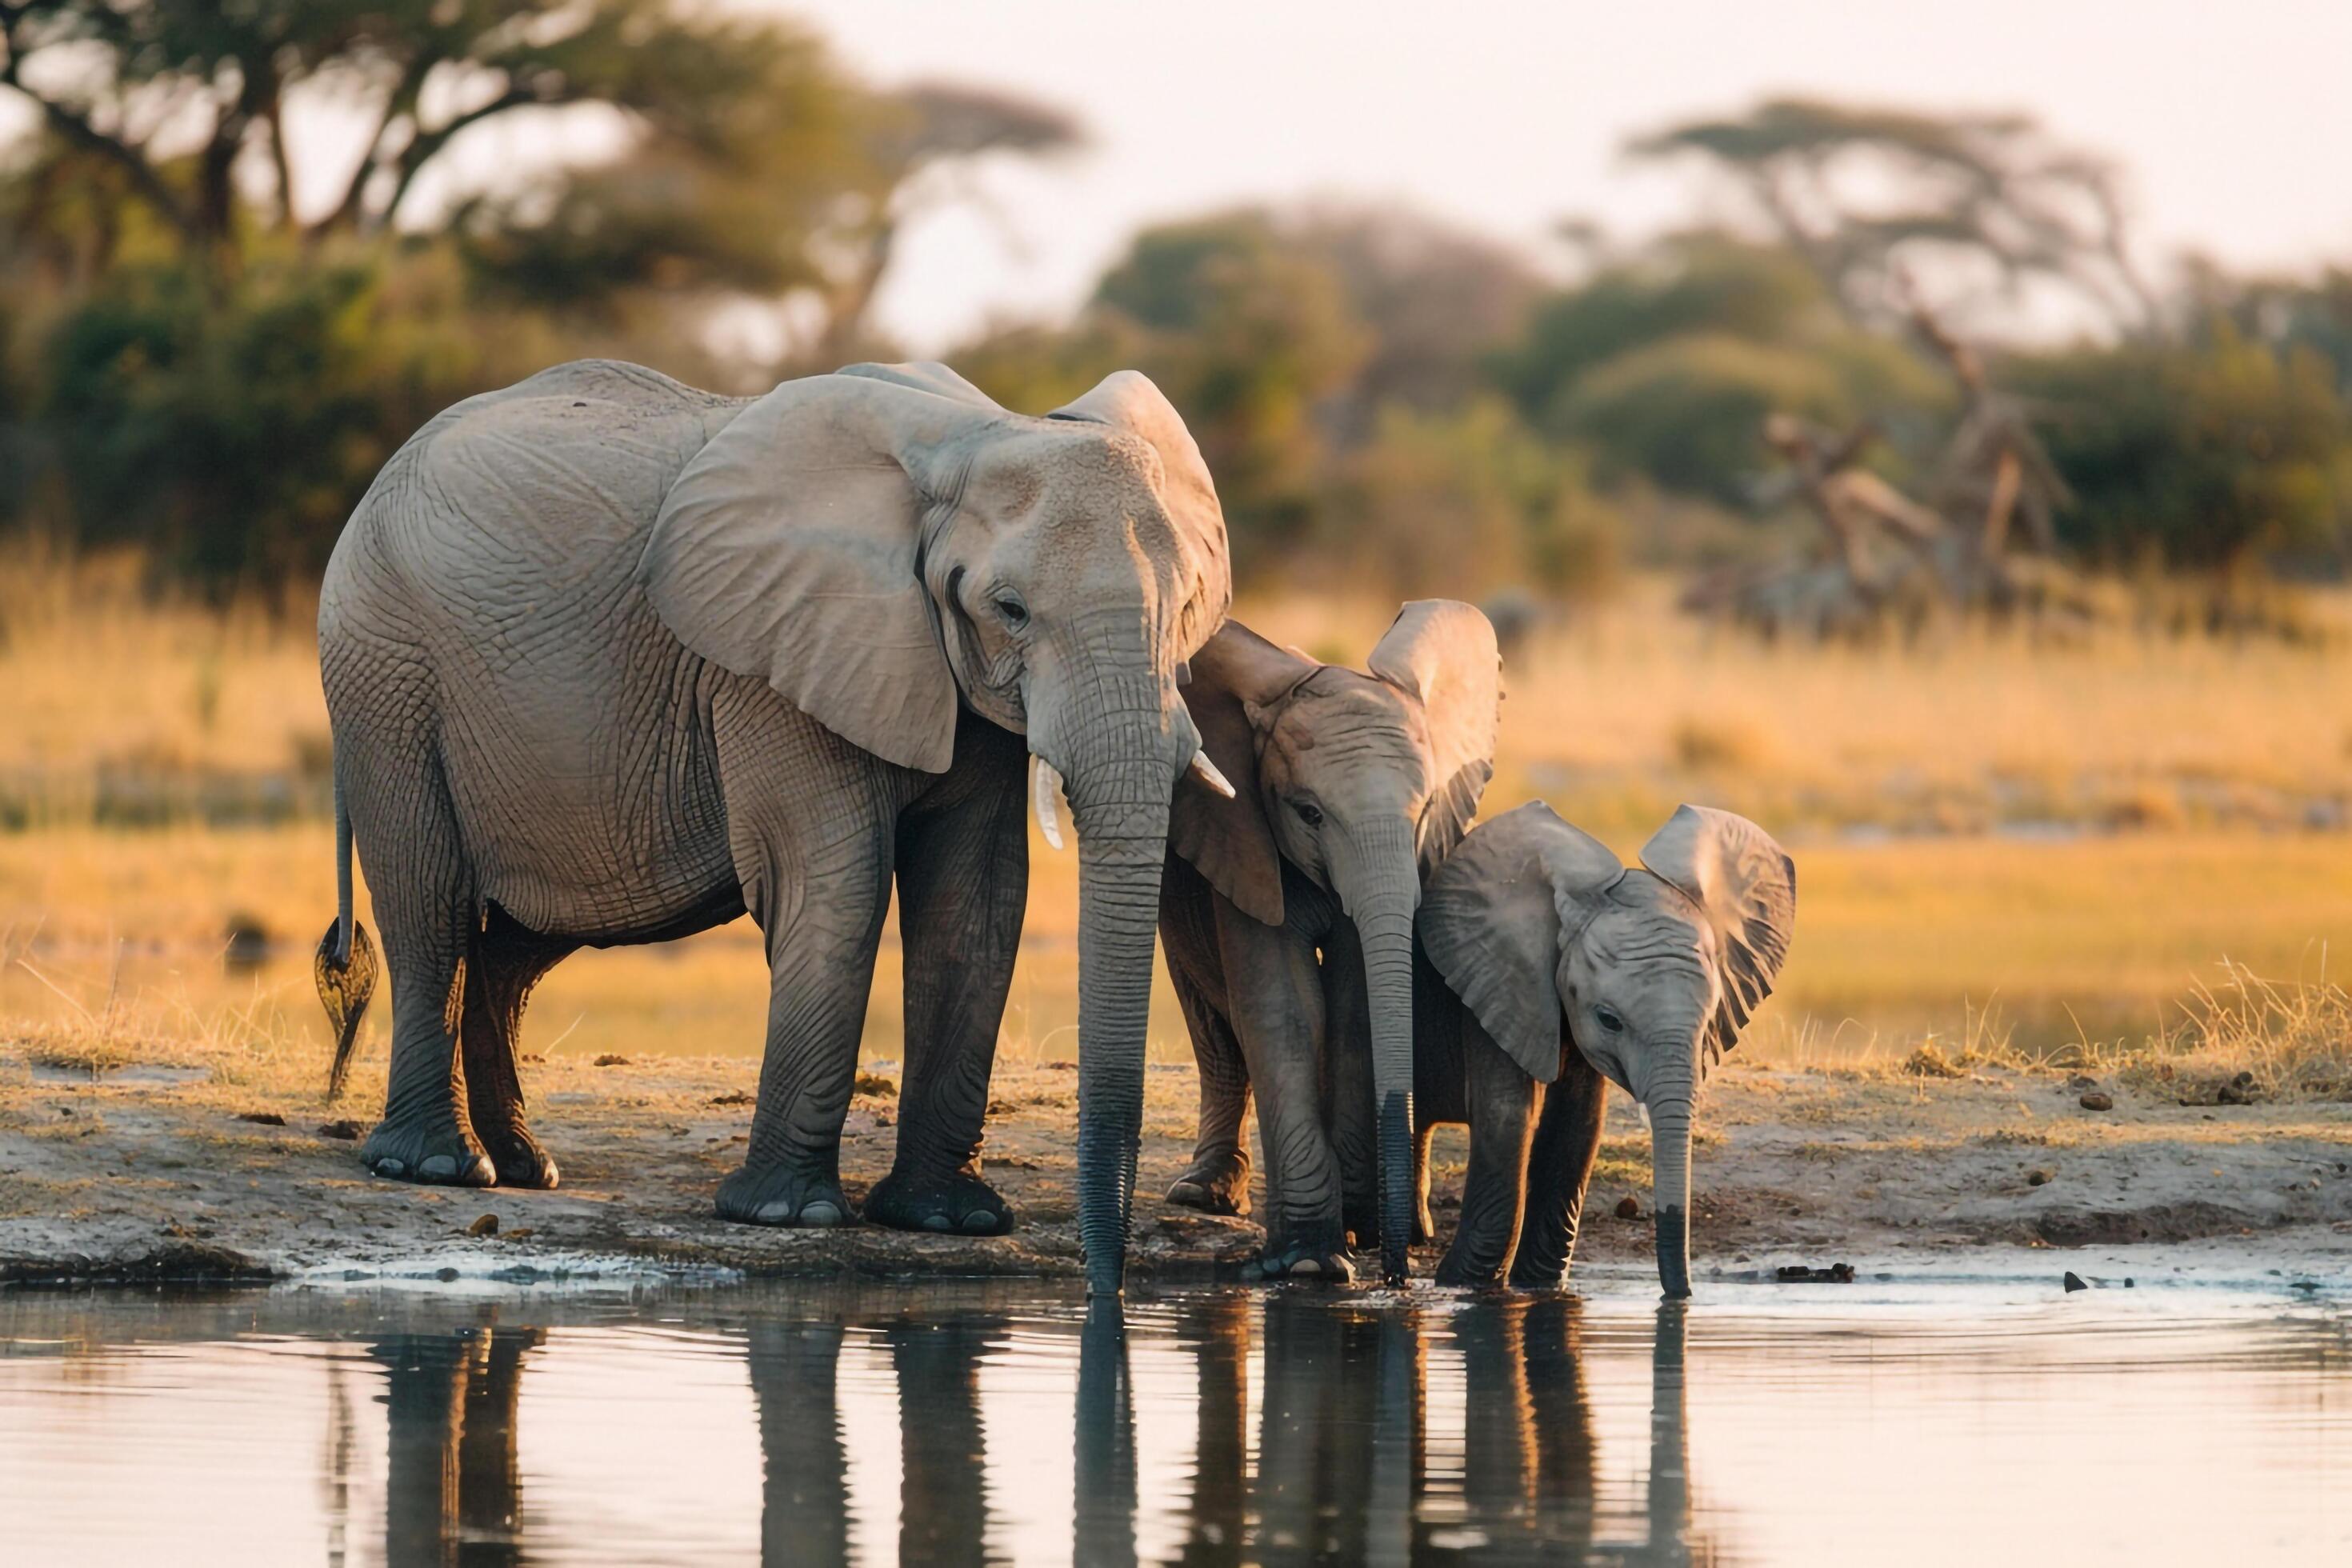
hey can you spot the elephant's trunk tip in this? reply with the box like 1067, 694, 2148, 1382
1655, 1204, 1692, 1300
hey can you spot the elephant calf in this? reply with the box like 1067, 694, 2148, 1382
1158, 603, 1501, 1283
1406, 802, 1797, 1296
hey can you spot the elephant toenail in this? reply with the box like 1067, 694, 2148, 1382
799, 1201, 843, 1226
962, 1212, 998, 1234
418, 1154, 458, 1180
1290, 1258, 1323, 1275
374, 1158, 407, 1178
924, 1214, 953, 1231
754, 1200, 796, 1224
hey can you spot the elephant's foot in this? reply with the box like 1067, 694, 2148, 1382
1434, 1248, 1508, 1290
1242, 1221, 1355, 1283
362, 1114, 495, 1187
1166, 1145, 1251, 1217
716, 1160, 853, 1227
476, 1118, 561, 1190
862, 1167, 1016, 1236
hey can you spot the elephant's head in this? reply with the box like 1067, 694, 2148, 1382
638, 361, 1230, 1294
1170, 602, 1501, 1283
1420, 802, 1796, 1298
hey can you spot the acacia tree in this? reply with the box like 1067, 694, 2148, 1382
1628, 98, 2161, 339
0, 0, 836, 266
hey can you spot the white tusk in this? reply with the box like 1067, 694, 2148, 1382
1032, 757, 1066, 850
1638, 1101, 1653, 1134
1189, 749, 1236, 799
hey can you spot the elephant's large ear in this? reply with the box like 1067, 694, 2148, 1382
641, 373, 999, 774
1169, 622, 1318, 926
1421, 802, 1622, 1081
1367, 600, 1502, 873
1050, 371, 1231, 645
1639, 805, 1797, 1070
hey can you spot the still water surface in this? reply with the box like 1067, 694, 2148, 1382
2, 1278, 2346, 1564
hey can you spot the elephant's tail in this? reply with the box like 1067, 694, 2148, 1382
314, 779, 378, 1102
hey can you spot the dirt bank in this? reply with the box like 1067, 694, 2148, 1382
6, 1041, 2350, 1287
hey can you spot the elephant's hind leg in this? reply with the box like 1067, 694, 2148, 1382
461, 907, 575, 1189
866, 716, 1026, 1237
350, 744, 494, 1188
1165, 969, 1253, 1217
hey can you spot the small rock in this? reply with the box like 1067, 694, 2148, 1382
504, 1227, 534, 1241
1775, 1263, 1854, 1283
235, 1111, 287, 1126
2026, 1169, 2053, 1186
708, 1091, 754, 1106
593, 1054, 630, 1067
434, 1266, 461, 1282
2234, 1070, 2255, 1087
1046, 1060, 1076, 1072
2217, 1081, 2250, 1105
317, 1119, 364, 1141
2063, 1270, 2089, 1293
2078, 1091, 2113, 1112
1614, 1195, 1641, 1220
466, 1214, 499, 1238
2068, 1073, 2099, 1090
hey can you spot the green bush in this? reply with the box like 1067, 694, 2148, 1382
2011, 323, 2352, 568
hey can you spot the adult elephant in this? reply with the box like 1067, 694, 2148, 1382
313, 358, 1229, 1295
1157, 604, 1499, 1283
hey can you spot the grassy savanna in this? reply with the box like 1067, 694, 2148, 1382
2, 558, 2346, 1095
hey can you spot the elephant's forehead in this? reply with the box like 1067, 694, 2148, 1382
1582, 891, 1712, 968
1269, 673, 1430, 774
977, 423, 1163, 509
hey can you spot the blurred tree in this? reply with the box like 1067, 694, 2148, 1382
0, 1, 835, 261
1628, 98, 2160, 338
2010, 321, 2352, 570
1089, 210, 1371, 573
1494, 234, 1946, 505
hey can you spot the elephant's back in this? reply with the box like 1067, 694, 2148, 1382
327, 361, 746, 613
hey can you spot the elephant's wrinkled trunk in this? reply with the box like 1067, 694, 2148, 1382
1647, 1094, 1695, 1299
1066, 741, 1180, 1298
1334, 822, 1422, 1286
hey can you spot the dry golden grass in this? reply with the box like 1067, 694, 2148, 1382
2, 551, 2347, 1093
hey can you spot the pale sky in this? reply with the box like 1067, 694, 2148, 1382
772, 0, 2352, 352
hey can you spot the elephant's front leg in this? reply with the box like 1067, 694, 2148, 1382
1508, 1049, 1609, 1288
718, 802, 897, 1227
1434, 1035, 1541, 1288
864, 716, 1026, 1236
1220, 908, 1350, 1280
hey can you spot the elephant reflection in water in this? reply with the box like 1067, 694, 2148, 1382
744, 1310, 1008, 1568
1168, 1294, 1703, 1566
346, 1324, 540, 1566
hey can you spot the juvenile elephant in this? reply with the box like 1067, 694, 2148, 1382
313, 358, 1230, 1295
1410, 802, 1796, 1296
1157, 603, 1500, 1282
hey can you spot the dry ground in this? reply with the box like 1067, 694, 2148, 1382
6, 1031, 2350, 1287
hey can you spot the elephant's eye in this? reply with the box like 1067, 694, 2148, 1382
1291, 800, 1324, 829
992, 595, 1030, 630
1594, 1005, 1626, 1034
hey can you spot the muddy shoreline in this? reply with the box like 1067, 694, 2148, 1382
6, 1047, 2351, 1290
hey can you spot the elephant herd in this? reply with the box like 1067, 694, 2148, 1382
312, 358, 1797, 1298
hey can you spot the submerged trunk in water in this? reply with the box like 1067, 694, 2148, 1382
1649, 1097, 1694, 1299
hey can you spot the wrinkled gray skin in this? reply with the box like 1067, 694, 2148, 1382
1158, 605, 1499, 1283
1413, 802, 1797, 1296
314, 358, 1227, 1296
